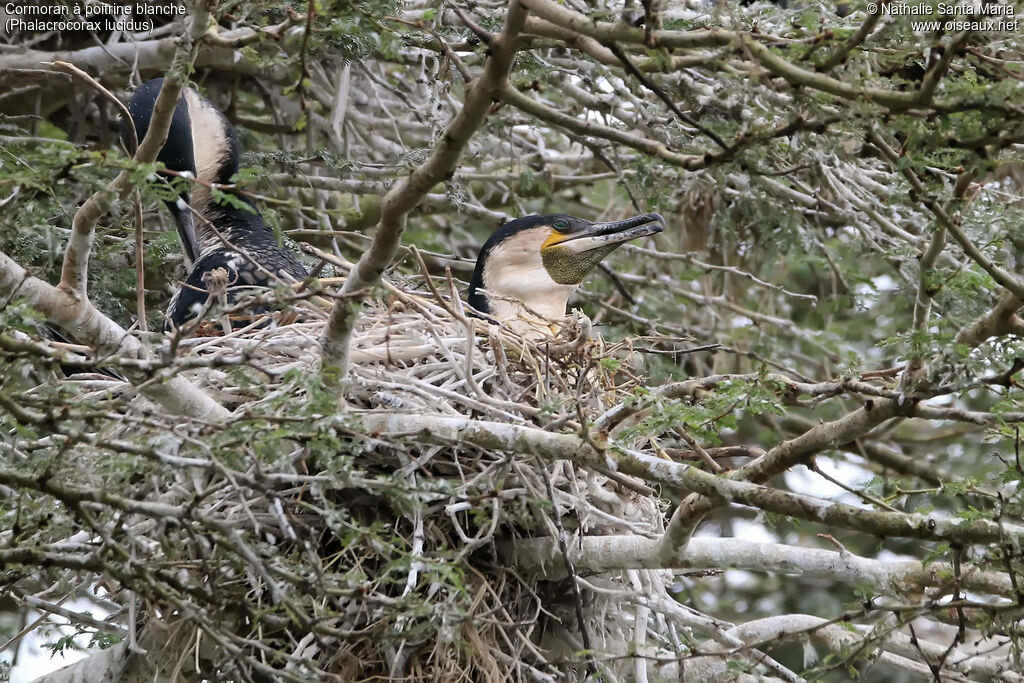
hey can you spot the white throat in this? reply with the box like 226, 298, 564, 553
481, 235, 578, 335
184, 89, 229, 217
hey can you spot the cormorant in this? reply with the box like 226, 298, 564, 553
121, 79, 308, 331
124, 81, 661, 339
467, 213, 664, 332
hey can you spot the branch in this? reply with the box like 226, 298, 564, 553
725, 615, 946, 681
905, 223, 946, 382
353, 411, 1024, 546
30, 642, 163, 683
661, 398, 903, 552
916, 30, 973, 105
204, 13, 303, 47
521, 0, 1013, 115
867, 130, 1024, 300
595, 373, 903, 435
500, 83, 706, 169
523, 17, 721, 72
956, 292, 1024, 346
502, 83, 838, 174
59, 0, 209, 295
0, 32, 289, 82
501, 535, 1014, 598
818, 4, 884, 70
0, 249, 228, 420
318, 2, 529, 381
519, 0, 732, 49
604, 41, 728, 150
621, 244, 818, 301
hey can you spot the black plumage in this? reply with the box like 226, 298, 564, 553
121, 79, 307, 331
121, 78, 200, 263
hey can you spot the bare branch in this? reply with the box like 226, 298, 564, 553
354, 410, 1024, 547
0, 249, 227, 420
319, 1, 530, 380
503, 535, 1014, 598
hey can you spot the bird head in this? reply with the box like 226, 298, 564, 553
120, 79, 241, 264
468, 212, 664, 330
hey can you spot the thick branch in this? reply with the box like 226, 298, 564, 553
519, 0, 731, 49
502, 535, 1013, 598
353, 411, 1024, 546
661, 399, 902, 554
0, 249, 228, 420
318, 2, 529, 380
0, 35, 288, 82
521, 0, 1009, 115
956, 292, 1024, 346
31, 642, 163, 683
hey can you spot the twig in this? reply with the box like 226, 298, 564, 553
819, 5, 884, 70
538, 461, 597, 676
605, 41, 727, 151
320, 1, 530, 382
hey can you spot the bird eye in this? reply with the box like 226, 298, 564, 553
552, 220, 568, 231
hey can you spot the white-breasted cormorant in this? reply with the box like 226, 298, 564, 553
124, 81, 662, 338
121, 79, 308, 331
467, 213, 664, 331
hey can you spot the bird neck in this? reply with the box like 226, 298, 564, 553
486, 290, 573, 321
484, 285, 577, 338
194, 196, 274, 253
184, 88, 240, 219
468, 245, 580, 336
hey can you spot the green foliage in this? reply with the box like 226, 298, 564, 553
622, 374, 786, 444
3, 0, 1024, 679
44, 635, 79, 656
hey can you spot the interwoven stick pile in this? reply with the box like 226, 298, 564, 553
4, 270, 714, 682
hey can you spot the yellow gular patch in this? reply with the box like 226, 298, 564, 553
541, 229, 568, 250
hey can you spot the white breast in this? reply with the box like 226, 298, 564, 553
482, 235, 577, 324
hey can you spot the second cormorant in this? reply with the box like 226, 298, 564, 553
121, 79, 308, 331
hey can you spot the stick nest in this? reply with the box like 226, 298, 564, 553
16, 274, 686, 682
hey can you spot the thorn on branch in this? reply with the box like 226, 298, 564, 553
816, 533, 849, 555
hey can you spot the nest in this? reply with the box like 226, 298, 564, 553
22, 269, 693, 682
